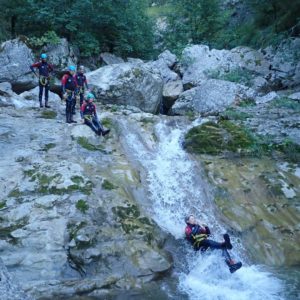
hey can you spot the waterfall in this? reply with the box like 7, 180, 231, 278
120, 117, 285, 300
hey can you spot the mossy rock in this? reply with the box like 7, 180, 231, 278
77, 137, 106, 152
41, 143, 56, 152
220, 108, 251, 121
112, 205, 154, 235
0, 201, 6, 209
40, 110, 57, 119
184, 121, 260, 156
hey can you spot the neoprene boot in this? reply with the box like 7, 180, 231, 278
230, 262, 242, 273
70, 116, 77, 123
39, 101, 43, 108
223, 234, 233, 249
66, 112, 71, 123
45, 101, 51, 108
102, 129, 110, 136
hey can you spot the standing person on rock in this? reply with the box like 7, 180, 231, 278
30, 53, 54, 108
75, 65, 89, 109
185, 214, 242, 273
80, 93, 110, 136
61, 66, 78, 124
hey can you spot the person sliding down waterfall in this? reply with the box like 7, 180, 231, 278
30, 53, 54, 108
185, 214, 242, 273
80, 93, 110, 136
61, 66, 78, 124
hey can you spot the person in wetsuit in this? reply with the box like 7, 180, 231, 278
185, 214, 242, 273
80, 93, 110, 136
61, 65, 78, 124
30, 53, 54, 108
75, 65, 89, 108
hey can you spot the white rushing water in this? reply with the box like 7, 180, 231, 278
121, 118, 284, 300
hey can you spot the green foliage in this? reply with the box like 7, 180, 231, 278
102, 179, 118, 190
184, 120, 300, 163
163, 0, 230, 54
76, 137, 105, 152
184, 121, 265, 156
27, 31, 60, 48
274, 139, 300, 163
269, 97, 300, 112
76, 199, 89, 214
0, 201, 6, 209
40, 110, 57, 119
41, 143, 56, 152
0, 0, 155, 59
221, 108, 251, 121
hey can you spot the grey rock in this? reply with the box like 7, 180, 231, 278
19, 86, 61, 108
100, 52, 125, 65
0, 82, 14, 97
256, 91, 279, 104
0, 258, 34, 300
0, 39, 36, 92
144, 59, 179, 83
288, 92, 300, 101
127, 57, 144, 64
44, 38, 78, 69
158, 50, 177, 68
162, 80, 184, 111
171, 79, 256, 115
87, 63, 163, 113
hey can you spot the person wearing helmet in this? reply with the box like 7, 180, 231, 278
30, 53, 54, 108
61, 66, 78, 123
80, 93, 110, 136
75, 65, 89, 108
185, 214, 242, 273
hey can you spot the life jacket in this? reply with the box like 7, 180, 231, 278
76, 73, 87, 87
82, 102, 96, 117
185, 224, 208, 248
62, 73, 77, 91
37, 62, 52, 77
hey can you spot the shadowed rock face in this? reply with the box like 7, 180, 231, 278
0, 100, 172, 299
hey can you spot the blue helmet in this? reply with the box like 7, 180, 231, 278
41, 53, 47, 59
68, 65, 76, 72
87, 93, 95, 100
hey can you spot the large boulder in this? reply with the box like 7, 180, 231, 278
144, 50, 179, 83
100, 52, 124, 65
162, 80, 183, 112
180, 45, 270, 89
43, 38, 78, 70
158, 50, 177, 68
180, 39, 300, 91
264, 38, 300, 88
144, 51, 182, 112
170, 79, 256, 115
87, 63, 163, 113
0, 39, 36, 92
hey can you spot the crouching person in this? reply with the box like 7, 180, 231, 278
80, 93, 110, 136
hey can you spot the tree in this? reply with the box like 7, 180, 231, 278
163, 0, 229, 54
0, 0, 155, 59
